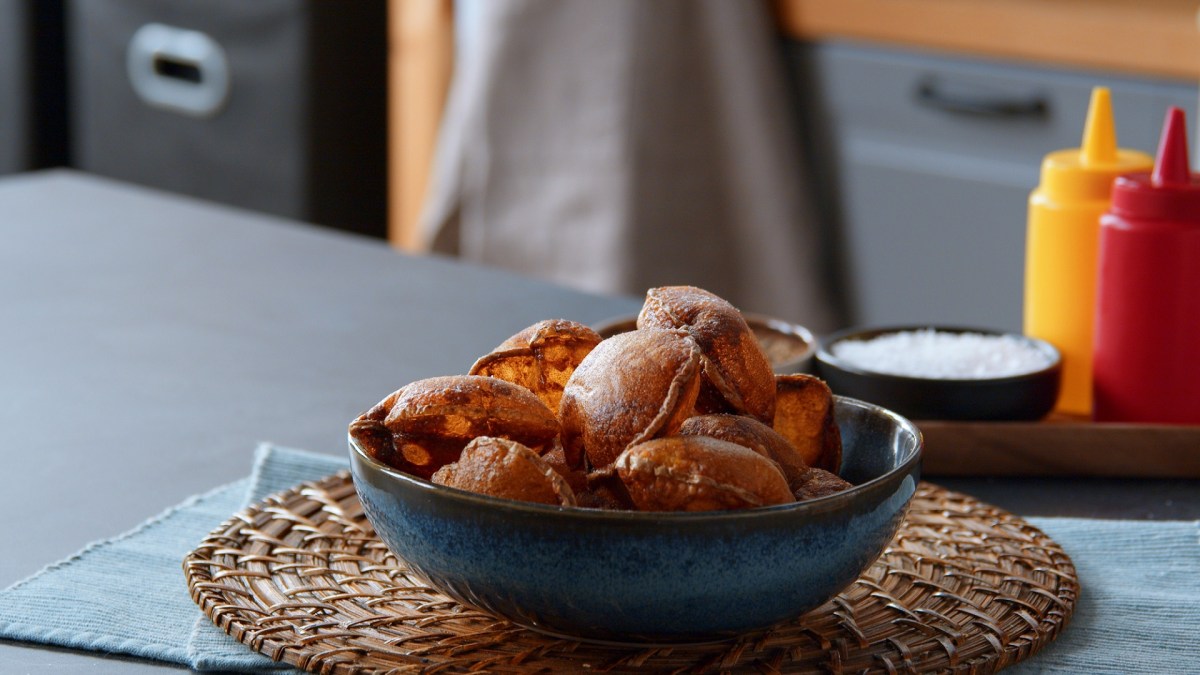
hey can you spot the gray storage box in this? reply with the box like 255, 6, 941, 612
68, 0, 387, 237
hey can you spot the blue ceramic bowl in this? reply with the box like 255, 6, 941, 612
349, 396, 922, 644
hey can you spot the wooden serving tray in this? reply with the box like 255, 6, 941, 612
919, 416, 1200, 477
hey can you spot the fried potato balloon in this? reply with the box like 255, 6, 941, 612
351, 375, 559, 479
559, 328, 701, 471
616, 436, 794, 511
773, 374, 843, 473
637, 286, 775, 424
433, 436, 577, 506
469, 319, 602, 414
680, 413, 809, 492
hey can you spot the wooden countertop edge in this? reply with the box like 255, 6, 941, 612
774, 0, 1200, 81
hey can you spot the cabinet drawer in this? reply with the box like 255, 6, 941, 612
789, 40, 1198, 331
68, 0, 388, 237
803, 40, 1197, 165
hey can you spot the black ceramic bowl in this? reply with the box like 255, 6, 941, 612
348, 396, 922, 644
592, 313, 818, 374
816, 326, 1062, 422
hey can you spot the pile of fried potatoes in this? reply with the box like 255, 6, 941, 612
350, 286, 850, 512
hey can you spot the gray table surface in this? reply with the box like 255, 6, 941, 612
1, 170, 1197, 672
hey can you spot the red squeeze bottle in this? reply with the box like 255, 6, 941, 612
1093, 106, 1200, 424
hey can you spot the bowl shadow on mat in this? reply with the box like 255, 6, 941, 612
349, 396, 922, 645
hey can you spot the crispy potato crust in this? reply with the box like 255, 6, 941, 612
469, 319, 602, 414
350, 375, 559, 478
637, 286, 776, 424
680, 413, 809, 492
558, 328, 702, 471
432, 437, 577, 506
616, 436, 794, 511
773, 374, 843, 473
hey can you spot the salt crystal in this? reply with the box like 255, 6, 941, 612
830, 329, 1054, 379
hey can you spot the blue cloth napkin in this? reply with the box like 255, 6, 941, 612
1, 444, 1197, 672
0, 443, 338, 672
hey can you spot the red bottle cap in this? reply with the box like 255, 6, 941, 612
1109, 107, 1200, 222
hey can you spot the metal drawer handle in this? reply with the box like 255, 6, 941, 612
915, 78, 1048, 119
153, 54, 203, 83
126, 23, 230, 118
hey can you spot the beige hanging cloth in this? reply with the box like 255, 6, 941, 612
419, 0, 839, 331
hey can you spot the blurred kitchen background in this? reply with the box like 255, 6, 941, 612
3, 0, 1197, 334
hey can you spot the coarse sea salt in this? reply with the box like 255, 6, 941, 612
830, 329, 1054, 380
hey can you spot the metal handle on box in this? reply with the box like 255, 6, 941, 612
915, 77, 1048, 119
126, 23, 230, 118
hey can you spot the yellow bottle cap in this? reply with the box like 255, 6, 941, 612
1038, 87, 1153, 202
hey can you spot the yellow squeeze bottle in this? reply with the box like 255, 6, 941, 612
1024, 87, 1153, 416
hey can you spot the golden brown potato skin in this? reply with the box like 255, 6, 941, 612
637, 286, 775, 425
350, 375, 560, 479
773, 374, 843, 474
432, 437, 577, 506
558, 328, 701, 471
615, 436, 794, 511
679, 413, 809, 492
469, 319, 602, 414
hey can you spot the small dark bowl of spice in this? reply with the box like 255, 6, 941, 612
815, 326, 1062, 421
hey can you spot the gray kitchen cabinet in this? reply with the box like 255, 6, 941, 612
67, 0, 388, 238
789, 40, 1198, 332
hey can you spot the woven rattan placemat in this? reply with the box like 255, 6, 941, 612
185, 473, 1078, 673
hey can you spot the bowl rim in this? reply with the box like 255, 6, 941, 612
348, 396, 922, 523
742, 312, 819, 366
816, 325, 1062, 385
